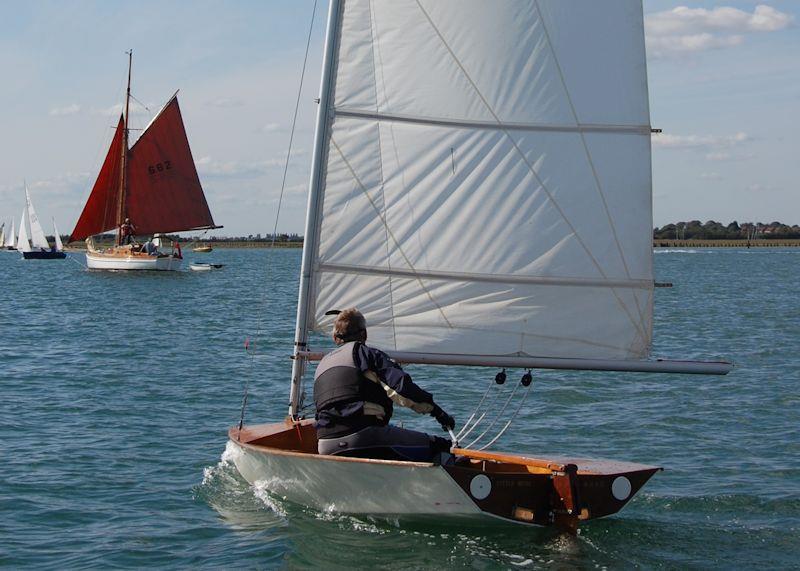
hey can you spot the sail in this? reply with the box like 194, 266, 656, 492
25, 186, 50, 250
0, 224, 4, 247
70, 116, 125, 242
304, 0, 654, 361
126, 96, 217, 235
17, 205, 31, 252
6, 219, 15, 248
53, 218, 64, 252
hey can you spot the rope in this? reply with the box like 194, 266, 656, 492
478, 382, 533, 451
238, 0, 318, 436
463, 381, 522, 449
65, 252, 88, 269
456, 382, 507, 443
455, 377, 495, 439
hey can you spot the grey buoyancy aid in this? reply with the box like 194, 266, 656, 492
313, 341, 393, 420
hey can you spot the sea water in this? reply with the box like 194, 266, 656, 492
1, 248, 797, 568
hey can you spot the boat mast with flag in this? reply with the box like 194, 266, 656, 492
69, 51, 220, 271
228, 0, 733, 531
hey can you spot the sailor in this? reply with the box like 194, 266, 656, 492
119, 218, 136, 245
314, 308, 455, 462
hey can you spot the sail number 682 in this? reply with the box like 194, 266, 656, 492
148, 160, 172, 175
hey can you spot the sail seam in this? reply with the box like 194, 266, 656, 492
318, 263, 652, 289
533, 0, 650, 345
413, 0, 648, 345
368, 0, 399, 350
333, 108, 651, 135
329, 137, 454, 329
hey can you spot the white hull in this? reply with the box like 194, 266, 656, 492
228, 438, 480, 516
86, 251, 182, 271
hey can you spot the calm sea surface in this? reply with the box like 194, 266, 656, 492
1, 248, 798, 569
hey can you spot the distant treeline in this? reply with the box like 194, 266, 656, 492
654, 220, 800, 240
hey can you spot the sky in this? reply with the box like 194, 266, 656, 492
0, 1, 797, 237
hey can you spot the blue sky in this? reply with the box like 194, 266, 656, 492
0, 1, 797, 236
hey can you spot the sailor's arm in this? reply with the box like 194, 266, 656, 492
355, 344, 435, 413
355, 344, 455, 429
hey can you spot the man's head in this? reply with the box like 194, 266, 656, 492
332, 308, 367, 345
125, 218, 130, 223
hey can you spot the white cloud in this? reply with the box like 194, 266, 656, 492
700, 172, 722, 180
262, 122, 281, 132
652, 131, 749, 150
206, 97, 245, 108
646, 5, 793, 58
97, 101, 157, 118
747, 183, 777, 192
196, 156, 283, 178
49, 104, 81, 116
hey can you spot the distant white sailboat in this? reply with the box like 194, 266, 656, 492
228, 0, 733, 532
17, 204, 31, 253
53, 218, 64, 252
0, 224, 4, 248
19, 184, 66, 260
3, 218, 17, 250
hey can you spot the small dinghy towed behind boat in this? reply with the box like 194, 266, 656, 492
190, 262, 223, 271
229, 0, 733, 532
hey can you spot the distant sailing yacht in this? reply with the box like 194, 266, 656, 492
69, 51, 220, 271
3, 218, 16, 250
18, 184, 66, 260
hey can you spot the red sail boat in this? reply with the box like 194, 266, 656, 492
70, 51, 220, 271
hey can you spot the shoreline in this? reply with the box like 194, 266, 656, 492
63, 239, 800, 251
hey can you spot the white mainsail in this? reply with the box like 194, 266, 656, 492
17, 205, 31, 253
0, 223, 4, 247
25, 186, 51, 251
5, 219, 15, 248
53, 218, 64, 252
301, 0, 653, 362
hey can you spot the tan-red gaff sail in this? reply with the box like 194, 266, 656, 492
69, 116, 125, 242
126, 96, 216, 236
69, 96, 217, 241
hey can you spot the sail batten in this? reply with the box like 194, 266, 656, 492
303, 0, 654, 362
333, 108, 652, 134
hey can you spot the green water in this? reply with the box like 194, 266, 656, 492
1, 248, 797, 568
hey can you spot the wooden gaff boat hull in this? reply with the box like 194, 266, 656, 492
86, 251, 182, 271
229, 421, 660, 530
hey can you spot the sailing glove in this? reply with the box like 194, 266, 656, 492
431, 404, 455, 431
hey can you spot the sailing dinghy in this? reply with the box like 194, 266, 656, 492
2, 218, 15, 250
229, 0, 733, 531
18, 185, 66, 260
69, 52, 220, 271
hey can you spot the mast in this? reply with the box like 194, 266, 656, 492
288, 0, 341, 418
117, 50, 132, 245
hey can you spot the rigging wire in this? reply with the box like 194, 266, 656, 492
478, 382, 533, 451
455, 378, 494, 439
463, 380, 522, 449
455, 369, 506, 439
238, 0, 319, 437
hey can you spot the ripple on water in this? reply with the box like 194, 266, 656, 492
1, 248, 798, 568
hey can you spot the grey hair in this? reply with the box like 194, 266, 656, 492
332, 308, 367, 343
